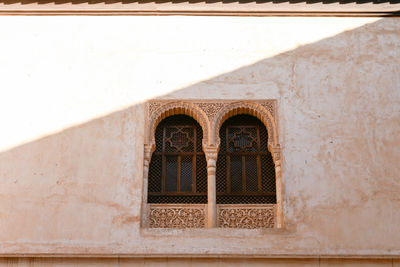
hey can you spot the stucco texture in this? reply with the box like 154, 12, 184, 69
0, 17, 399, 258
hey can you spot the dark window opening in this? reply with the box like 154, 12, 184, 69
148, 115, 207, 204
216, 114, 276, 204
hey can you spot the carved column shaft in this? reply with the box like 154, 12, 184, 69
141, 143, 153, 227
271, 145, 283, 228
204, 146, 219, 228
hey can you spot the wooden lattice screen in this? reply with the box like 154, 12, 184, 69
148, 115, 207, 204
216, 115, 276, 204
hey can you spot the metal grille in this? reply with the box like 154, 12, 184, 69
165, 156, 178, 192
196, 155, 207, 193
148, 115, 207, 204
217, 195, 276, 204
216, 125, 227, 193
245, 156, 258, 192
230, 155, 242, 192
261, 155, 276, 192
148, 155, 162, 192
216, 154, 227, 193
180, 156, 193, 192
196, 123, 203, 152
259, 124, 269, 152
154, 124, 163, 153
149, 195, 207, 204
216, 115, 276, 204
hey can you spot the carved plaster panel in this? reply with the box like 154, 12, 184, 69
259, 101, 275, 118
149, 204, 206, 228
217, 204, 275, 229
148, 101, 165, 117
194, 102, 230, 122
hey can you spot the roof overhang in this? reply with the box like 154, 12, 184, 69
0, 0, 399, 16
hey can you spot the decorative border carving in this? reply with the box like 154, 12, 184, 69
149, 204, 206, 228
218, 204, 275, 229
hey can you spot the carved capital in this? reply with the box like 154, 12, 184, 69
203, 145, 219, 166
269, 144, 281, 164
143, 143, 154, 164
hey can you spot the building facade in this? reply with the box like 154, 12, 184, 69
0, 12, 399, 266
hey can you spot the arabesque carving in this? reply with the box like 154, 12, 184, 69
195, 102, 230, 121
259, 101, 275, 118
148, 102, 164, 117
218, 205, 275, 229
149, 205, 206, 228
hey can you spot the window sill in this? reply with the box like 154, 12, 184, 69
140, 224, 289, 239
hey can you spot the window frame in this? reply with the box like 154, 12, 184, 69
148, 115, 208, 203
142, 100, 283, 229
216, 116, 277, 204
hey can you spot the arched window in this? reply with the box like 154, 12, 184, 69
216, 114, 276, 204
148, 115, 208, 204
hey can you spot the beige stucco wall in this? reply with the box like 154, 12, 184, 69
0, 16, 399, 259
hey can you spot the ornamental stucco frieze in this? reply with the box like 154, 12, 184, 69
149, 204, 206, 228
218, 205, 275, 229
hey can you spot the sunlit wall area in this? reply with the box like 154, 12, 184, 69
0, 17, 380, 151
